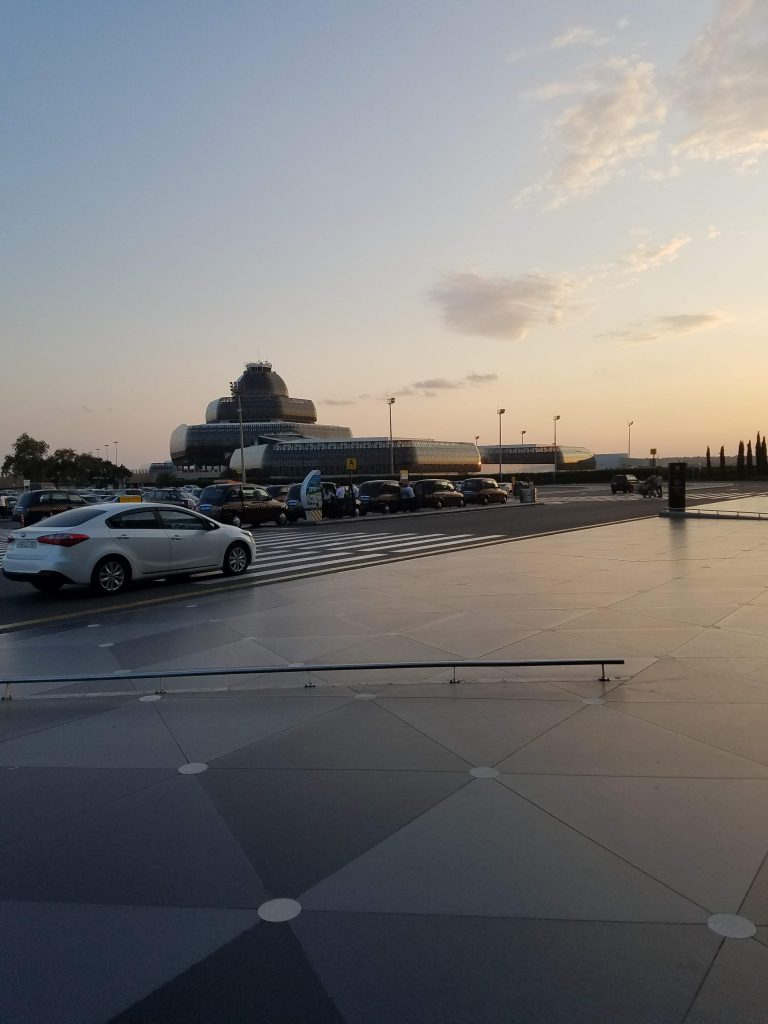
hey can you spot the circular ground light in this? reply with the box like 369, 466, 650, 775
354, 693, 377, 701
139, 694, 162, 703
178, 762, 208, 775
582, 697, 606, 705
707, 914, 756, 938
470, 767, 499, 779
258, 898, 302, 922
98, 642, 114, 648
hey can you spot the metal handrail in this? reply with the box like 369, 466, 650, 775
0, 658, 624, 700
663, 508, 768, 520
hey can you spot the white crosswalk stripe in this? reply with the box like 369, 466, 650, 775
194, 529, 507, 585
542, 490, 755, 505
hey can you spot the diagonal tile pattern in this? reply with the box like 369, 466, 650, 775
3, 505, 768, 1021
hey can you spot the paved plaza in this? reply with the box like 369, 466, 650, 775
3, 500, 768, 1022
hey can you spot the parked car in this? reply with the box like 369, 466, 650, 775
196, 482, 288, 527
285, 482, 360, 522
12, 489, 88, 526
412, 479, 464, 510
358, 480, 406, 514
611, 474, 638, 494
2, 503, 256, 595
265, 484, 291, 501
458, 478, 508, 505
143, 488, 197, 508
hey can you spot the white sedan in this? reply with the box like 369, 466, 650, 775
2, 503, 257, 596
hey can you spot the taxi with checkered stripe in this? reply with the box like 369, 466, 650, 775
12, 489, 88, 527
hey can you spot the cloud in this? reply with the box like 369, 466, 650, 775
508, 23, 609, 63
674, 0, 768, 167
412, 378, 465, 389
622, 235, 691, 272
603, 312, 723, 343
706, 224, 722, 239
542, 58, 667, 207
431, 271, 575, 341
466, 372, 498, 384
321, 398, 356, 406
81, 405, 93, 413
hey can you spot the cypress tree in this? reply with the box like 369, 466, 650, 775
719, 445, 726, 476
706, 446, 712, 476
762, 437, 767, 474
737, 441, 745, 476
747, 440, 753, 475
757, 432, 763, 472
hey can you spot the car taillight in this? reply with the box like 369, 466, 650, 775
36, 533, 90, 547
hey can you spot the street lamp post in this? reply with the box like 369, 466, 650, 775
553, 415, 561, 481
497, 407, 505, 481
104, 443, 110, 464
521, 428, 527, 445
627, 420, 634, 461
229, 381, 247, 485
387, 397, 396, 476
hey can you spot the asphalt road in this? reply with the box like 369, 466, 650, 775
0, 481, 758, 632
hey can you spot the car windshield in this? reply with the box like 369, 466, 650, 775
199, 486, 229, 502
432, 481, 454, 491
25, 508, 105, 528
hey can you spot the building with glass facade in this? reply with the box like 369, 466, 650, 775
170, 361, 481, 479
479, 444, 596, 471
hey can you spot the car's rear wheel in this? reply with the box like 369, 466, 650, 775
434, 499, 443, 510
91, 556, 130, 596
458, 499, 465, 507
480, 496, 489, 506
231, 514, 242, 528
382, 504, 391, 514
275, 511, 288, 526
31, 578, 63, 594
223, 542, 250, 576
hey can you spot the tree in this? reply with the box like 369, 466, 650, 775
705, 446, 712, 476
155, 469, 179, 486
757, 432, 763, 473
763, 438, 767, 474
747, 440, 754, 476
719, 445, 726, 477
2, 433, 50, 480
45, 448, 79, 486
737, 441, 745, 476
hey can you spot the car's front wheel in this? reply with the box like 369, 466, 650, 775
223, 542, 250, 576
434, 499, 443, 510
275, 511, 288, 526
91, 556, 130, 596
480, 496, 489, 506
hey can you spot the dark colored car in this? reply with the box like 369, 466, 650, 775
12, 489, 88, 527
197, 482, 288, 527
358, 480, 406, 514
413, 479, 464, 510
285, 482, 360, 522
458, 478, 508, 506
265, 484, 291, 501
611, 474, 638, 494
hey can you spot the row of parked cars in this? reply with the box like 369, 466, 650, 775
1, 477, 511, 597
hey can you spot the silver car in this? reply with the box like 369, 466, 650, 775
2, 503, 257, 596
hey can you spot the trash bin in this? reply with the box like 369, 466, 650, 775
520, 485, 536, 504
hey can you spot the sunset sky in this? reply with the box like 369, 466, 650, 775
3, 0, 767, 468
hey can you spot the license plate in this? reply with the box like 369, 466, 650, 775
17, 539, 37, 549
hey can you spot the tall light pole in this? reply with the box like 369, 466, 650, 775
497, 407, 505, 480
229, 380, 247, 484
104, 443, 110, 464
387, 397, 396, 476
553, 415, 561, 481
113, 442, 120, 486
521, 428, 527, 445
627, 420, 634, 460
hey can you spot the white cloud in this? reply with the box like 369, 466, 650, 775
545, 58, 667, 207
321, 398, 356, 406
675, 0, 768, 167
431, 271, 575, 341
706, 224, 722, 239
603, 312, 723, 343
552, 26, 608, 49
466, 372, 498, 384
622, 235, 691, 273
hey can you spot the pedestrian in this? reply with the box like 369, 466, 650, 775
400, 481, 415, 511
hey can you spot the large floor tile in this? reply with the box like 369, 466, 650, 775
497, 704, 768, 777
210, 701, 469, 771
301, 781, 704, 922
502, 775, 768, 911
0, 774, 264, 907
0, 901, 259, 1024
201, 767, 468, 896
295, 913, 719, 1024
378, 697, 580, 765
154, 694, 352, 762
686, 936, 768, 1023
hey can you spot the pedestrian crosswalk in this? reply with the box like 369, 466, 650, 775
194, 529, 508, 586
543, 489, 756, 505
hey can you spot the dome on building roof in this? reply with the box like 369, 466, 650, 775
232, 360, 288, 398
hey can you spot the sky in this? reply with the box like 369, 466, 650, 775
3, 0, 767, 468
